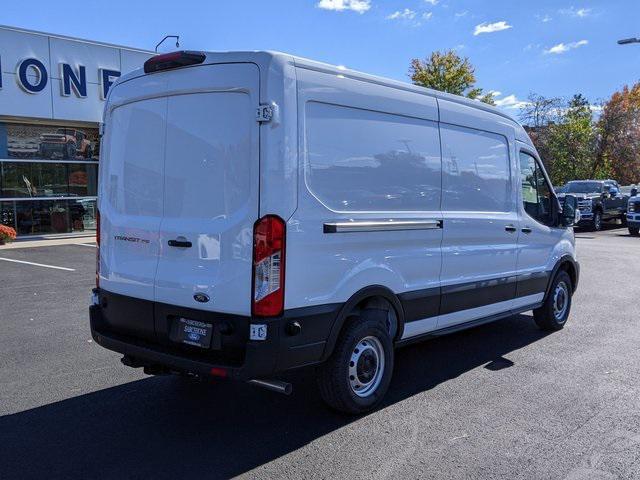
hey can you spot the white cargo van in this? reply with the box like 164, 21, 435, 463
90, 50, 580, 413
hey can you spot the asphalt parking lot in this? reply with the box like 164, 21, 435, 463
1, 226, 639, 479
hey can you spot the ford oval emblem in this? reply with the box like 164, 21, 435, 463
193, 293, 210, 303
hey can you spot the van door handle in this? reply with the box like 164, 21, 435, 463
521, 227, 533, 234
168, 239, 192, 248
504, 225, 517, 233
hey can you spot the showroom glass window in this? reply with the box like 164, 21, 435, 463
520, 151, 553, 226
0, 123, 99, 236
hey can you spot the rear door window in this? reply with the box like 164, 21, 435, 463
440, 125, 511, 213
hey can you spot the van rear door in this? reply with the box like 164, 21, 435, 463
100, 63, 260, 321
153, 64, 260, 316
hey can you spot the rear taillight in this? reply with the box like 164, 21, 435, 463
252, 215, 286, 317
95, 208, 100, 288
143, 51, 206, 74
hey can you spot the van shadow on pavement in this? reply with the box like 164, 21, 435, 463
0, 314, 547, 480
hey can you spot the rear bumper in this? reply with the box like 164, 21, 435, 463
90, 289, 341, 380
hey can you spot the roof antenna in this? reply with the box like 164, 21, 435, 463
155, 35, 180, 53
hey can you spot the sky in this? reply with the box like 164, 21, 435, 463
2, 0, 640, 115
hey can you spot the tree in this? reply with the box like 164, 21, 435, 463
519, 93, 562, 128
595, 82, 640, 184
545, 94, 600, 184
520, 93, 603, 185
409, 50, 495, 105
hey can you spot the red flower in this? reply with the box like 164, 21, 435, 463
0, 224, 17, 242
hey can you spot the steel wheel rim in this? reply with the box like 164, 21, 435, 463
348, 336, 385, 398
553, 281, 569, 322
595, 213, 601, 230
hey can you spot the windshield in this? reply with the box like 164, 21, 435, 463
564, 181, 602, 194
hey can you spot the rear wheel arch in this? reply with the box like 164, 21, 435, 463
321, 286, 405, 362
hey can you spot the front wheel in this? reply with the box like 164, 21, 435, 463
591, 211, 603, 231
629, 226, 640, 236
317, 312, 394, 414
533, 270, 573, 331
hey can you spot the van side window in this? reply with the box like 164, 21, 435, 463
305, 102, 441, 212
519, 151, 553, 226
440, 125, 511, 212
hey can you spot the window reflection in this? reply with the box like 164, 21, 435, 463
306, 102, 442, 212
0, 199, 96, 236
441, 125, 511, 213
0, 162, 98, 198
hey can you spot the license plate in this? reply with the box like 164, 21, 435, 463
171, 317, 213, 349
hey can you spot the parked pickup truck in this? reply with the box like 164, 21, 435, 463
627, 186, 640, 236
557, 180, 628, 231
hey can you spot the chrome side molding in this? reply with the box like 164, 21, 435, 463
323, 219, 443, 233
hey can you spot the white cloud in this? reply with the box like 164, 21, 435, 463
317, 0, 371, 14
494, 94, 530, 110
559, 6, 592, 18
537, 14, 552, 22
544, 39, 588, 54
473, 21, 512, 36
422, 11, 433, 20
424, 0, 439, 5
387, 8, 416, 20
455, 10, 468, 18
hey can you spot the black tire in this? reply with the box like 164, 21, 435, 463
590, 210, 602, 231
629, 226, 640, 236
318, 312, 394, 414
533, 270, 573, 331
620, 214, 627, 227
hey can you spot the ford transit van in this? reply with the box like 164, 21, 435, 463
90, 51, 580, 413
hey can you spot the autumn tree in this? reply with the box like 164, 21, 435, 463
409, 50, 495, 105
595, 82, 640, 184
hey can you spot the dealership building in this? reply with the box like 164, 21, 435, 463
0, 25, 153, 237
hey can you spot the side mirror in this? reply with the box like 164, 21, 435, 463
560, 195, 580, 227
631, 187, 638, 197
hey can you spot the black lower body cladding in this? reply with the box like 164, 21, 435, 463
91, 263, 577, 381
90, 289, 341, 380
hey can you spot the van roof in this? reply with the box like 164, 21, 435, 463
117, 50, 532, 145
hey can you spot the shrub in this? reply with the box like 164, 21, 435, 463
0, 224, 17, 243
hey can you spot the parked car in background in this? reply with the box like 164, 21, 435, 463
621, 185, 636, 196
38, 128, 93, 160
626, 186, 640, 236
557, 180, 628, 231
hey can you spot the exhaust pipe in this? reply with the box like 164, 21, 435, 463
248, 379, 293, 395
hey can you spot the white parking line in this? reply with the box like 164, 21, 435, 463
0, 257, 76, 271
77, 243, 97, 248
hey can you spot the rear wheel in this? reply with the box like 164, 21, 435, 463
629, 226, 640, 236
533, 270, 573, 331
318, 313, 394, 414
